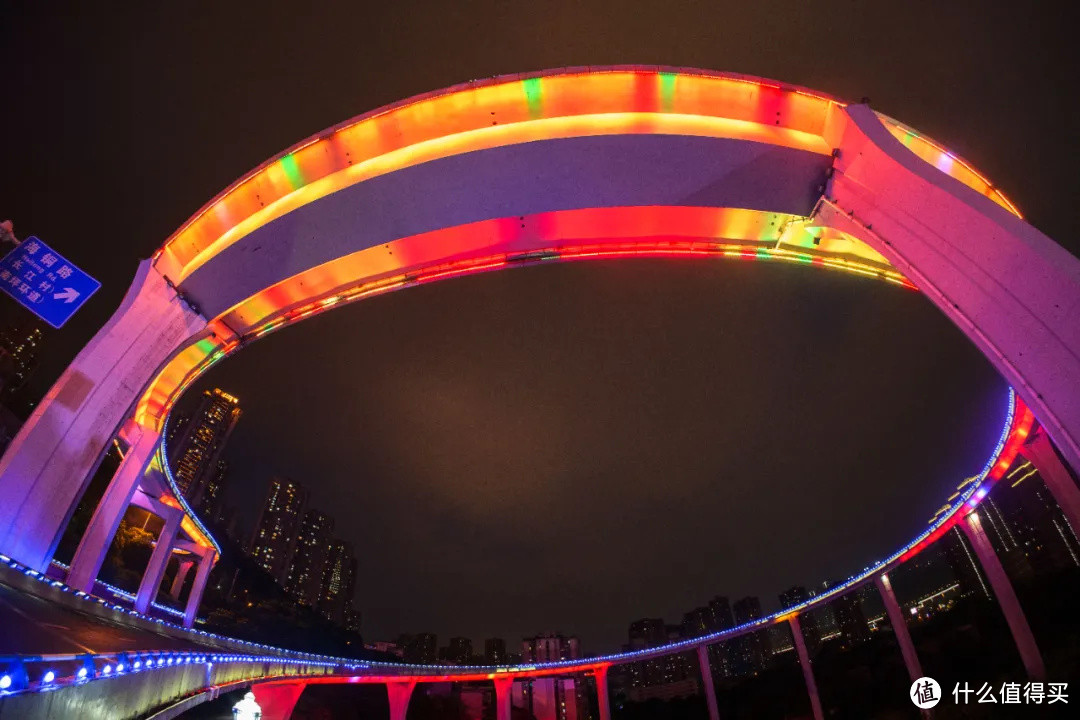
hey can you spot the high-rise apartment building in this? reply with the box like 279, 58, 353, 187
625, 619, 698, 701
401, 633, 438, 663
448, 637, 473, 664
522, 633, 580, 662
628, 618, 667, 649
318, 539, 357, 623
708, 596, 735, 631
284, 510, 335, 606
730, 596, 768, 676
167, 388, 242, 515
485, 638, 507, 664
250, 477, 309, 582
779, 586, 821, 652
832, 591, 870, 646
345, 605, 363, 634
0, 323, 42, 396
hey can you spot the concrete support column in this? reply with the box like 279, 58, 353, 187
134, 506, 182, 614
386, 680, 417, 720
825, 104, 1080, 475
0, 260, 205, 572
875, 573, 923, 684
594, 666, 611, 720
183, 546, 216, 628
961, 511, 1046, 679
66, 428, 160, 593
170, 558, 194, 600
1021, 428, 1080, 540
493, 676, 514, 720
790, 615, 824, 720
252, 681, 307, 720
696, 645, 720, 720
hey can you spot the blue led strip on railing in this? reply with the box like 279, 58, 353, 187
3, 389, 1019, 686
49, 561, 186, 619
155, 410, 223, 557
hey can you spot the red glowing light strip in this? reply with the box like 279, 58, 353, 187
897, 396, 1033, 562
152, 68, 842, 282
134, 236, 914, 432
291, 662, 613, 685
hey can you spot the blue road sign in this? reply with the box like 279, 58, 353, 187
0, 236, 100, 328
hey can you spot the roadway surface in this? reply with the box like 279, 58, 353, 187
0, 573, 229, 656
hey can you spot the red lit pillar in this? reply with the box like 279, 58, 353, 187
595, 666, 611, 720
386, 680, 417, 720
961, 511, 1046, 679
790, 615, 824, 720
183, 545, 216, 628
170, 558, 193, 600
252, 680, 307, 720
696, 645, 720, 720
134, 504, 182, 614
1021, 428, 1080, 542
493, 676, 513, 720
66, 428, 160, 593
875, 573, 923, 683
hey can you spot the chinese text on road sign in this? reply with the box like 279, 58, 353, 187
0, 236, 100, 328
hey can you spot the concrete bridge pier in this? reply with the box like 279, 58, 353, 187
386, 680, 417, 720
960, 511, 1045, 680
66, 426, 160, 593
696, 644, 720, 720
1021, 427, 1080, 540
493, 676, 513, 720
132, 493, 183, 614
170, 558, 194, 599
182, 543, 216, 628
594, 665, 611, 720
251, 681, 307, 720
875, 573, 923, 683
790, 615, 824, 720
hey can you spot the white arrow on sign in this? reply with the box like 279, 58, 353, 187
53, 287, 80, 303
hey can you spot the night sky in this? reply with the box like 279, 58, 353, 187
1, 2, 1077, 652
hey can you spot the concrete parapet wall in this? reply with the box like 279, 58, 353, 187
0, 661, 331, 720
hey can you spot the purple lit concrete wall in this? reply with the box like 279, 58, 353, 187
826, 104, 1080, 474
0, 261, 205, 571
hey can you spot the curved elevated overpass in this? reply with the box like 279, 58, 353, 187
0, 67, 1078, 720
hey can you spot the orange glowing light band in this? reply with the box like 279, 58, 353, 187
879, 115, 1022, 217
153, 68, 844, 283
217, 206, 905, 334
152, 68, 1022, 290
157, 495, 217, 554
133, 226, 913, 434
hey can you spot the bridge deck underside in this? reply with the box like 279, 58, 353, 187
178, 135, 832, 318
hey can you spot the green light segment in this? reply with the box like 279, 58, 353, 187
280, 153, 305, 190
523, 77, 543, 119
659, 72, 676, 112
195, 338, 218, 354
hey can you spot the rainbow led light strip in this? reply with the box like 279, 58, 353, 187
125, 68, 1030, 668
136, 68, 1020, 439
